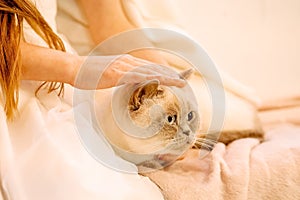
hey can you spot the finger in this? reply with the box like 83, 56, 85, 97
116, 55, 181, 79
112, 62, 177, 80
127, 66, 164, 77
118, 55, 178, 77
117, 71, 186, 87
117, 54, 151, 68
126, 64, 180, 79
145, 75, 186, 87
145, 65, 179, 78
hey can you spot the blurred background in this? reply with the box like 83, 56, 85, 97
173, 0, 300, 102
57, 0, 300, 102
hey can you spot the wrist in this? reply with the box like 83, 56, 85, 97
67, 55, 86, 87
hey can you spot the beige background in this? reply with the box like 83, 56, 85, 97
173, 0, 300, 102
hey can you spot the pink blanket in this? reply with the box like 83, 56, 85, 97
145, 106, 300, 199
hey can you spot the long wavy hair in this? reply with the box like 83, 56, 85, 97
0, 0, 65, 121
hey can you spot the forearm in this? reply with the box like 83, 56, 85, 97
20, 42, 185, 90
77, 0, 168, 65
21, 42, 80, 85
77, 0, 135, 44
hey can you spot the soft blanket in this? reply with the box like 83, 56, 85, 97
144, 104, 300, 200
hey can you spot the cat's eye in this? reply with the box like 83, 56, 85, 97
187, 111, 194, 122
166, 115, 177, 124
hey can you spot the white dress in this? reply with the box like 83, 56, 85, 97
0, 0, 163, 199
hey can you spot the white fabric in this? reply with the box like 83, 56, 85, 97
0, 0, 163, 199
56, 0, 94, 55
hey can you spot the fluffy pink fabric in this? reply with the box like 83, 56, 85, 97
145, 106, 300, 200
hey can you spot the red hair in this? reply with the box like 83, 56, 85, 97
0, 0, 65, 120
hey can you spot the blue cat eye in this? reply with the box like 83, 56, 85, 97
187, 111, 194, 121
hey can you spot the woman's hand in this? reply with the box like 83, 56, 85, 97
21, 42, 185, 90
72, 54, 186, 90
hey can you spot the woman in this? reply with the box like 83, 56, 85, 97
0, 0, 183, 199
1, 0, 184, 120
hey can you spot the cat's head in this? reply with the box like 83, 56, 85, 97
127, 69, 200, 154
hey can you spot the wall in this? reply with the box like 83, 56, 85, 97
173, 0, 300, 101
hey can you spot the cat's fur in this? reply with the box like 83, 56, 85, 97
95, 69, 200, 166
95, 68, 264, 167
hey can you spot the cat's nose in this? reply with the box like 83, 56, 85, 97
183, 130, 190, 136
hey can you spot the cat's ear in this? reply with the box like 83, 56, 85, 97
180, 68, 194, 80
129, 80, 159, 110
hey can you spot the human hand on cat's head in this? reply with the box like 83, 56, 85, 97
73, 54, 193, 90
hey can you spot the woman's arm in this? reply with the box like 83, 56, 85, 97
77, 0, 168, 65
21, 42, 185, 89
77, 0, 134, 44
21, 41, 77, 85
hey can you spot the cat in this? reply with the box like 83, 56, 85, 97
94, 67, 264, 170
95, 69, 201, 169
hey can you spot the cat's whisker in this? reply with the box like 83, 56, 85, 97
196, 136, 217, 142
193, 138, 217, 151
194, 144, 214, 151
193, 143, 214, 151
194, 139, 217, 146
165, 137, 187, 145
193, 141, 213, 148
195, 138, 217, 145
